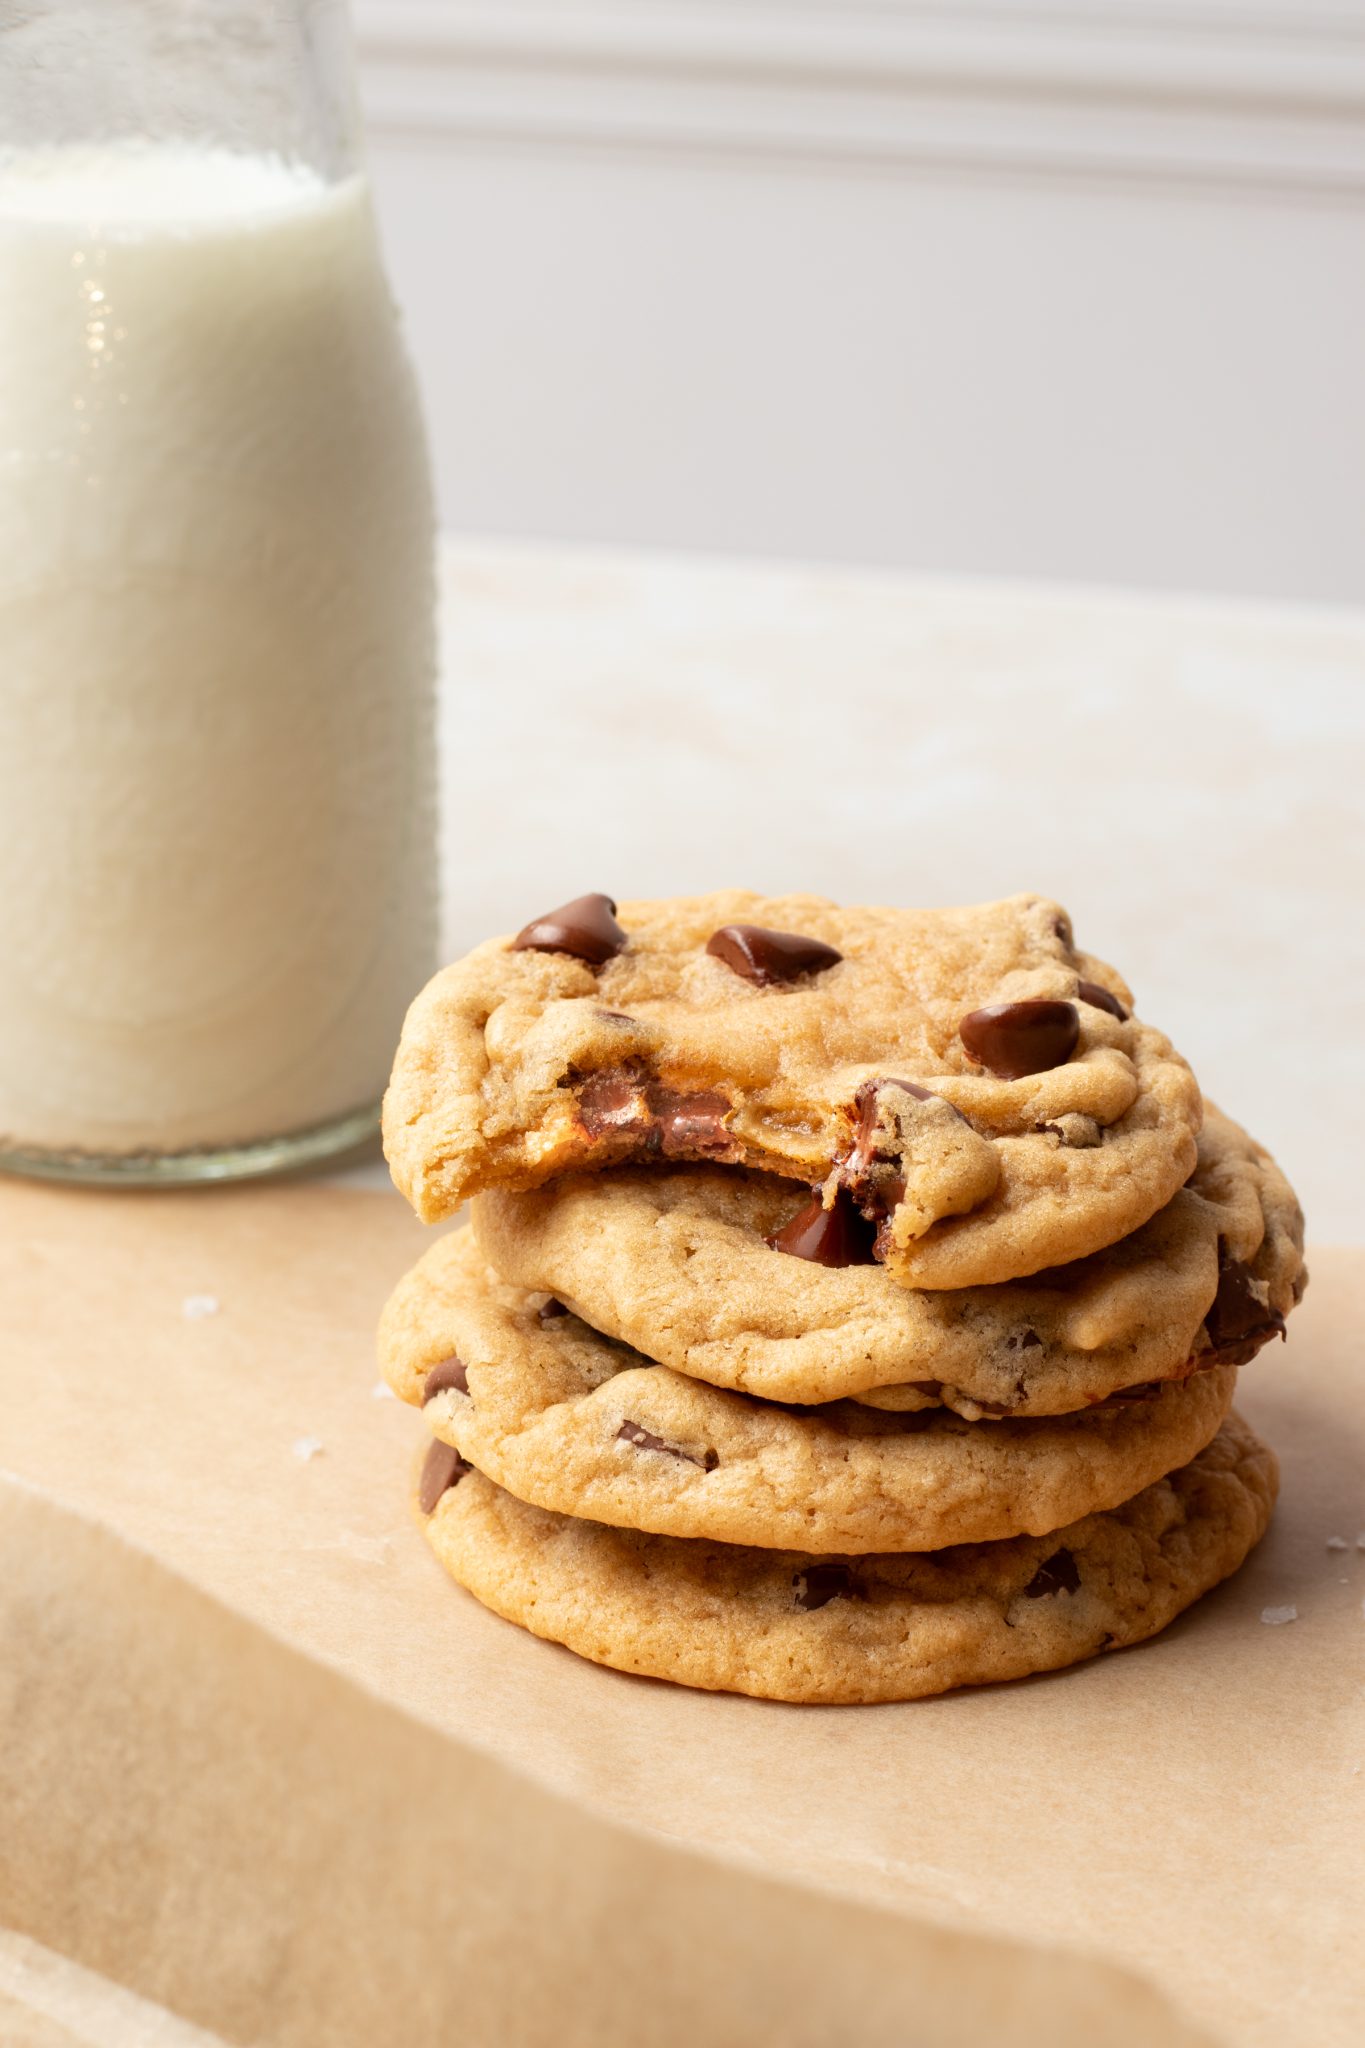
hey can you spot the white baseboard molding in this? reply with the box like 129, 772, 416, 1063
354, 0, 1365, 195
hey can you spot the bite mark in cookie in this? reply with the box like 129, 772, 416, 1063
384, 889, 1203, 1283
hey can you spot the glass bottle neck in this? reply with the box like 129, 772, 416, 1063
0, 0, 361, 181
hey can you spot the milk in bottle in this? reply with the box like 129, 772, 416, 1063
0, 142, 437, 1174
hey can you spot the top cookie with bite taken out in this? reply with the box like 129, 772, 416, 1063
382, 889, 1201, 1288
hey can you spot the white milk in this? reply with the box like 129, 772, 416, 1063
0, 144, 436, 1157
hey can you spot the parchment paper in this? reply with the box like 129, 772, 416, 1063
1, 1178, 1360, 2047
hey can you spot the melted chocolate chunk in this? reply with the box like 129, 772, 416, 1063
511, 892, 625, 966
794, 1563, 856, 1612
1076, 978, 1128, 1021
575, 1067, 734, 1159
1105, 1380, 1162, 1404
650, 1087, 733, 1157
538, 1297, 569, 1322
616, 1420, 717, 1470
706, 923, 843, 988
1204, 1256, 1285, 1349
768, 1188, 878, 1268
959, 999, 1080, 1080
576, 1068, 649, 1137
1023, 1548, 1081, 1598
418, 1438, 471, 1515
422, 1356, 470, 1402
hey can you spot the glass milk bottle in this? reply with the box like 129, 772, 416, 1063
0, 1, 437, 1182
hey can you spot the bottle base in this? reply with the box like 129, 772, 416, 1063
0, 1102, 383, 1189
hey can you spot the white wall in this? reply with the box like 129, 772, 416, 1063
356, 1, 1365, 606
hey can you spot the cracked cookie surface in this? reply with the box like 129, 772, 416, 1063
381, 1229, 1237, 1550
383, 890, 1202, 1287
417, 1415, 1277, 1703
473, 1105, 1303, 1415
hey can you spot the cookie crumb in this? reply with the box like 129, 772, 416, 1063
1326, 1536, 1348, 1552
292, 1436, 324, 1462
181, 1294, 219, 1320
1260, 1604, 1297, 1626
370, 1381, 397, 1401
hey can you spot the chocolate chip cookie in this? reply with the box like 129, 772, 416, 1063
383, 890, 1201, 1287
381, 1229, 1238, 1551
472, 1105, 1303, 1415
415, 1415, 1278, 1703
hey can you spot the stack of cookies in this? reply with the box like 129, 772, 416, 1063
378, 891, 1304, 1704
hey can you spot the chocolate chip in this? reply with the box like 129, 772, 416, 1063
418, 1438, 471, 1515
768, 1189, 878, 1267
706, 923, 842, 987
794, 1563, 855, 1611
422, 1356, 469, 1402
1077, 978, 1128, 1021
616, 1420, 714, 1470
959, 1000, 1080, 1080
650, 1086, 733, 1157
574, 1067, 735, 1160
511, 892, 625, 966
576, 1068, 648, 1137
573, 1064, 736, 1163
1023, 1548, 1081, 1598
538, 1297, 569, 1322
1205, 1256, 1285, 1349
